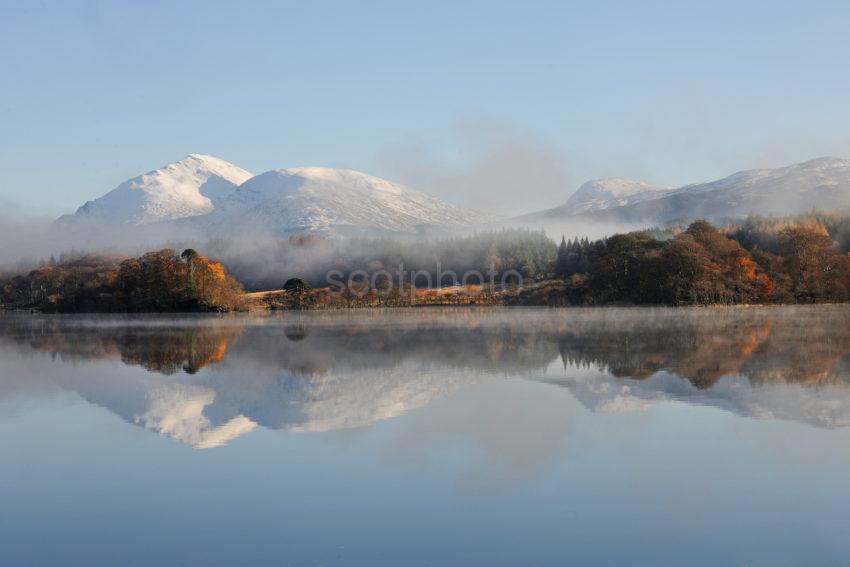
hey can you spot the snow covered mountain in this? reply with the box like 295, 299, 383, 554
63, 153, 850, 239
65, 154, 254, 225
523, 157, 850, 226
557, 178, 674, 214
62, 155, 491, 237
194, 166, 493, 237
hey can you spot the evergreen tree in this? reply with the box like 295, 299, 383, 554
556, 236, 571, 278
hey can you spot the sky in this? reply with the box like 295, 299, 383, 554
2, 0, 850, 217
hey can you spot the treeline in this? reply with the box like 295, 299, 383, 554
555, 220, 849, 304
4, 217, 850, 311
729, 212, 850, 254
1, 249, 243, 312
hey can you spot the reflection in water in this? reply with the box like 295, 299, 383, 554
3, 306, 850, 447
3, 316, 244, 375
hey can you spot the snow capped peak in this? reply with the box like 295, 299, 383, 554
71, 154, 253, 225
65, 156, 490, 237
797, 156, 850, 169
562, 178, 673, 214
577, 178, 664, 198
241, 167, 410, 195
185, 152, 220, 161
282, 166, 365, 180
523, 155, 850, 225
180, 153, 251, 175
206, 166, 492, 237
671, 155, 850, 199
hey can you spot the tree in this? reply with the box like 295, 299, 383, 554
659, 233, 716, 304
780, 224, 849, 302
181, 248, 199, 292
284, 277, 311, 293
588, 232, 661, 303
283, 277, 313, 309
555, 236, 570, 278
181, 248, 199, 262
681, 221, 768, 303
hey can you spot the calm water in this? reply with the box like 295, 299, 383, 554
2, 306, 850, 566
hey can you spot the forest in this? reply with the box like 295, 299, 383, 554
2, 214, 850, 311
556, 217, 850, 305
0, 249, 243, 312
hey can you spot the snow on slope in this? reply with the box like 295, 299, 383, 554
63, 157, 492, 237
69, 154, 254, 225
599, 156, 850, 223
560, 178, 674, 214
671, 156, 850, 198
198, 167, 494, 237
522, 157, 850, 225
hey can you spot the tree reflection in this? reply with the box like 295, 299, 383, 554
3, 308, 850, 387
0, 316, 244, 375
4, 307, 850, 447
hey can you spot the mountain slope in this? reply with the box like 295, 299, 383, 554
62, 157, 492, 238
66, 154, 254, 225
594, 157, 850, 223
558, 178, 673, 214
195, 166, 493, 237
523, 157, 850, 226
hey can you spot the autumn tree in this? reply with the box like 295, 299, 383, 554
682, 221, 772, 303
779, 224, 849, 302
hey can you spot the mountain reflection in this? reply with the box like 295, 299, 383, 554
3, 306, 850, 447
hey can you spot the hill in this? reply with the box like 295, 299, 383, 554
521, 157, 850, 226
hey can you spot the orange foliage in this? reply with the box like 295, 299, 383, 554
736, 255, 758, 280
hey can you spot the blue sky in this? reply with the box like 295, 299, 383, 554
2, 0, 850, 215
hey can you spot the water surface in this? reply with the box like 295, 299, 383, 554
2, 306, 850, 565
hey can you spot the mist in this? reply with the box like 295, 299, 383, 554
374, 119, 575, 217
0, 212, 210, 272
0, 204, 652, 293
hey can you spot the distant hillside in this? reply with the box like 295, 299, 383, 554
521, 157, 850, 226
56, 154, 850, 242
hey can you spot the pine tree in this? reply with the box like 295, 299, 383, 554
556, 236, 571, 278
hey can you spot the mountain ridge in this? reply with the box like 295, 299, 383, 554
522, 156, 850, 226
62, 155, 493, 238
199, 166, 493, 237
60, 154, 850, 239
66, 154, 254, 225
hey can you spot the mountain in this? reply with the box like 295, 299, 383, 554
62, 156, 491, 238
193, 166, 493, 237
64, 154, 254, 225
557, 178, 673, 214
63, 154, 850, 239
524, 157, 850, 226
